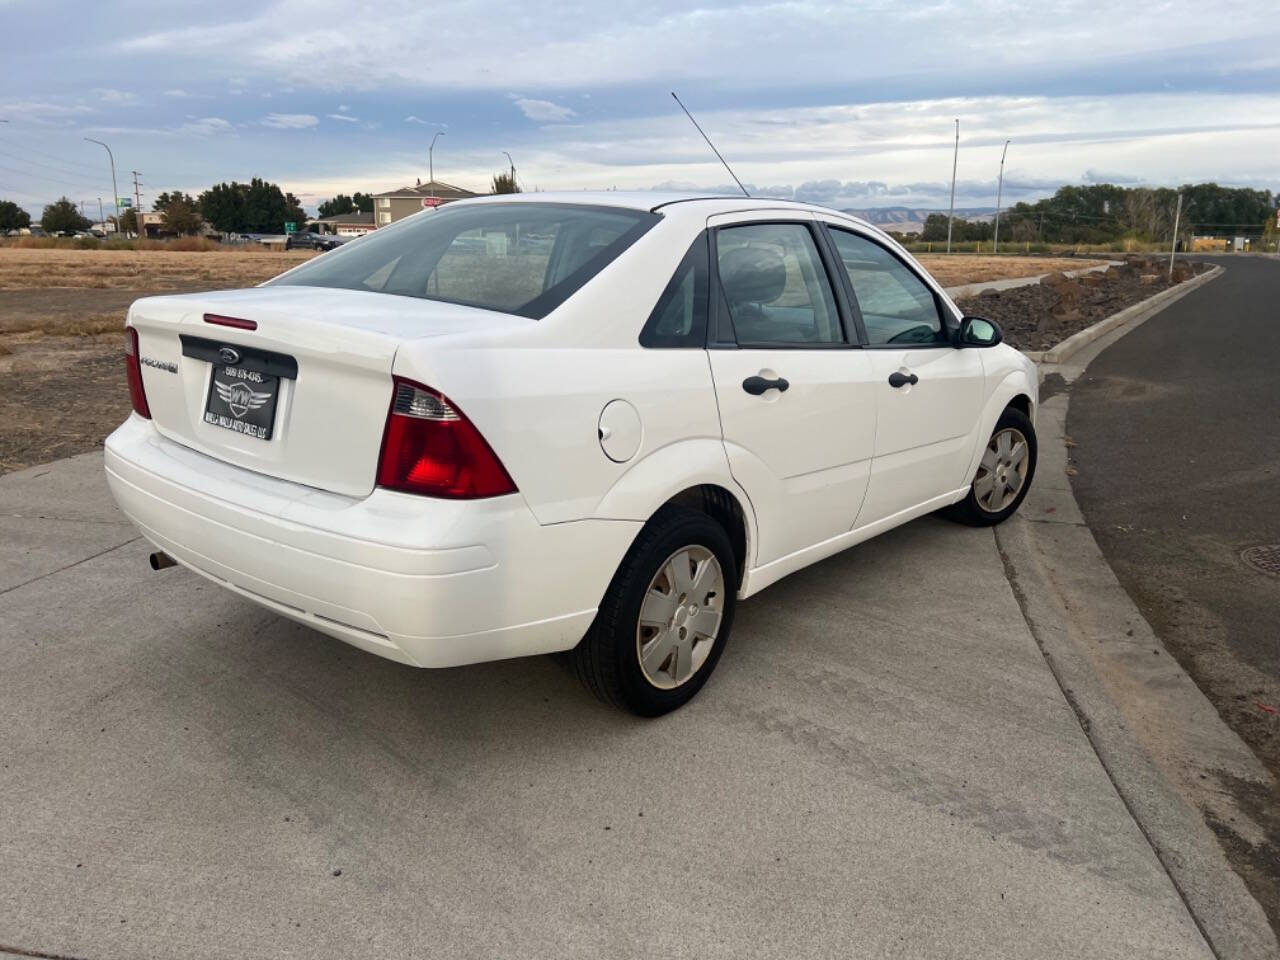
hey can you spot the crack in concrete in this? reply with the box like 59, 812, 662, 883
0, 535, 140, 597
0, 943, 96, 960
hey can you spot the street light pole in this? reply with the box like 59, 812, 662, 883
84, 138, 120, 235
429, 131, 445, 198
946, 119, 959, 254
503, 150, 515, 189
993, 139, 1010, 254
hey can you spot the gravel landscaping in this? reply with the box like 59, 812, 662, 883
955, 255, 1209, 352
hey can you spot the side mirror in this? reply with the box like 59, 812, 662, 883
956, 315, 1003, 348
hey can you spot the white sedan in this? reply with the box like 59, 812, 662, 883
106, 193, 1037, 715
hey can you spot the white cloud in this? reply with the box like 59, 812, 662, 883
177, 116, 234, 136
163, 88, 189, 98
337, 104, 350, 112
94, 88, 137, 105
327, 113, 359, 123
261, 112, 318, 129
513, 97, 575, 123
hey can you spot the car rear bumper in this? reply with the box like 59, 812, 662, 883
104, 416, 641, 667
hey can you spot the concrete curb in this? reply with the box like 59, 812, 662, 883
944, 261, 1119, 300
1021, 265, 1224, 364
999, 265, 1280, 959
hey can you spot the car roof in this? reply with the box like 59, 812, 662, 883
447, 191, 882, 233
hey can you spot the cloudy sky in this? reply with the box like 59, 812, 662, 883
2, 0, 1278, 216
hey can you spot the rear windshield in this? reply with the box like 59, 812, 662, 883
269, 202, 658, 319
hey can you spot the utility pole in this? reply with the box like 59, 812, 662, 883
1168, 192, 1183, 282
97, 197, 105, 228
993, 139, 1010, 254
132, 170, 143, 235
429, 131, 445, 198
83, 138, 120, 234
946, 119, 959, 254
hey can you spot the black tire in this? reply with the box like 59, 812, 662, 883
944, 406, 1037, 526
572, 505, 738, 716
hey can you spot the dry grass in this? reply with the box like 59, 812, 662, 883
0, 247, 315, 292
915, 255, 1108, 288
0, 312, 123, 338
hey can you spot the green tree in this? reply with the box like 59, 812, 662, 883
198, 179, 307, 233
161, 195, 204, 235
0, 199, 32, 232
154, 191, 197, 214
116, 208, 139, 235
319, 192, 374, 217
490, 172, 519, 194
317, 194, 355, 218
41, 197, 91, 234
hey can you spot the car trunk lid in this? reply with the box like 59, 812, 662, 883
128, 286, 525, 498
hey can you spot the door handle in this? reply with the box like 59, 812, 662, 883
742, 375, 790, 395
888, 371, 919, 388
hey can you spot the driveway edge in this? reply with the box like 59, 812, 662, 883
995, 267, 1279, 960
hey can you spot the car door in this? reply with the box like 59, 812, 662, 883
706, 212, 878, 567
821, 224, 985, 526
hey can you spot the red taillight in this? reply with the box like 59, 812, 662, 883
124, 326, 151, 419
376, 378, 516, 499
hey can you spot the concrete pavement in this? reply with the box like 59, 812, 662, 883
0, 453, 1219, 960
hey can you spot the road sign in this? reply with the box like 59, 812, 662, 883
284, 222, 297, 234
422, 197, 443, 208
118, 197, 132, 208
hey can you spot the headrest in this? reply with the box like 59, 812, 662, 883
719, 245, 787, 305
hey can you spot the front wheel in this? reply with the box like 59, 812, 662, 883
572, 505, 737, 716
944, 406, 1037, 526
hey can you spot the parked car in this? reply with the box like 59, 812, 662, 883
286, 230, 345, 251
105, 194, 1037, 715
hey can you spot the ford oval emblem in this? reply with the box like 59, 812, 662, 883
219, 346, 241, 365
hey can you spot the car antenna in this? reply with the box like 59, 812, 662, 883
670, 91, 750, 198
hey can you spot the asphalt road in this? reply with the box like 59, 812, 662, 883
1067, 254, 1280, 927
0, 453, 1213, 960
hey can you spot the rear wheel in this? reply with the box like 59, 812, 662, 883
944, 406, 1037, 526
573, 505, 737, 716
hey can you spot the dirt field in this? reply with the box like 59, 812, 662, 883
914, 254, 1106, 288
0, 248, 1107, 473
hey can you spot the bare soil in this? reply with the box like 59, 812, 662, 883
955, 256, 1208, 352
915, 254, 1106, 288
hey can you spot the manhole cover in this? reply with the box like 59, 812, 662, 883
1242, 545, 1280, 577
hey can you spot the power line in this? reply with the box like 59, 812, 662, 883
0, 146, 111, 184
0, 154, 107, 191
0, 137, 106, 175
0, 162, 108, 191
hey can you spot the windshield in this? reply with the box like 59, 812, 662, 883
269, 202, 658, 319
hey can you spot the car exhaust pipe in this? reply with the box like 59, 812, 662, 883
149, 551, 177, 571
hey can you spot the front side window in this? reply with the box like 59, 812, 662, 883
828, 229, 945, 346
715, 223, 842, 345
270, 203, 657, 319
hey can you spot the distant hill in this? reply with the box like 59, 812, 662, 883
843, 206, 996, 234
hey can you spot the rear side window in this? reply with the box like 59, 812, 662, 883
640, 234, 709, 348
715, 222, 842, 345
270, 203, 658, 319
828, 229, 945, 345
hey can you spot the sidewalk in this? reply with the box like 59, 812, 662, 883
0, 453, 1217, 959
